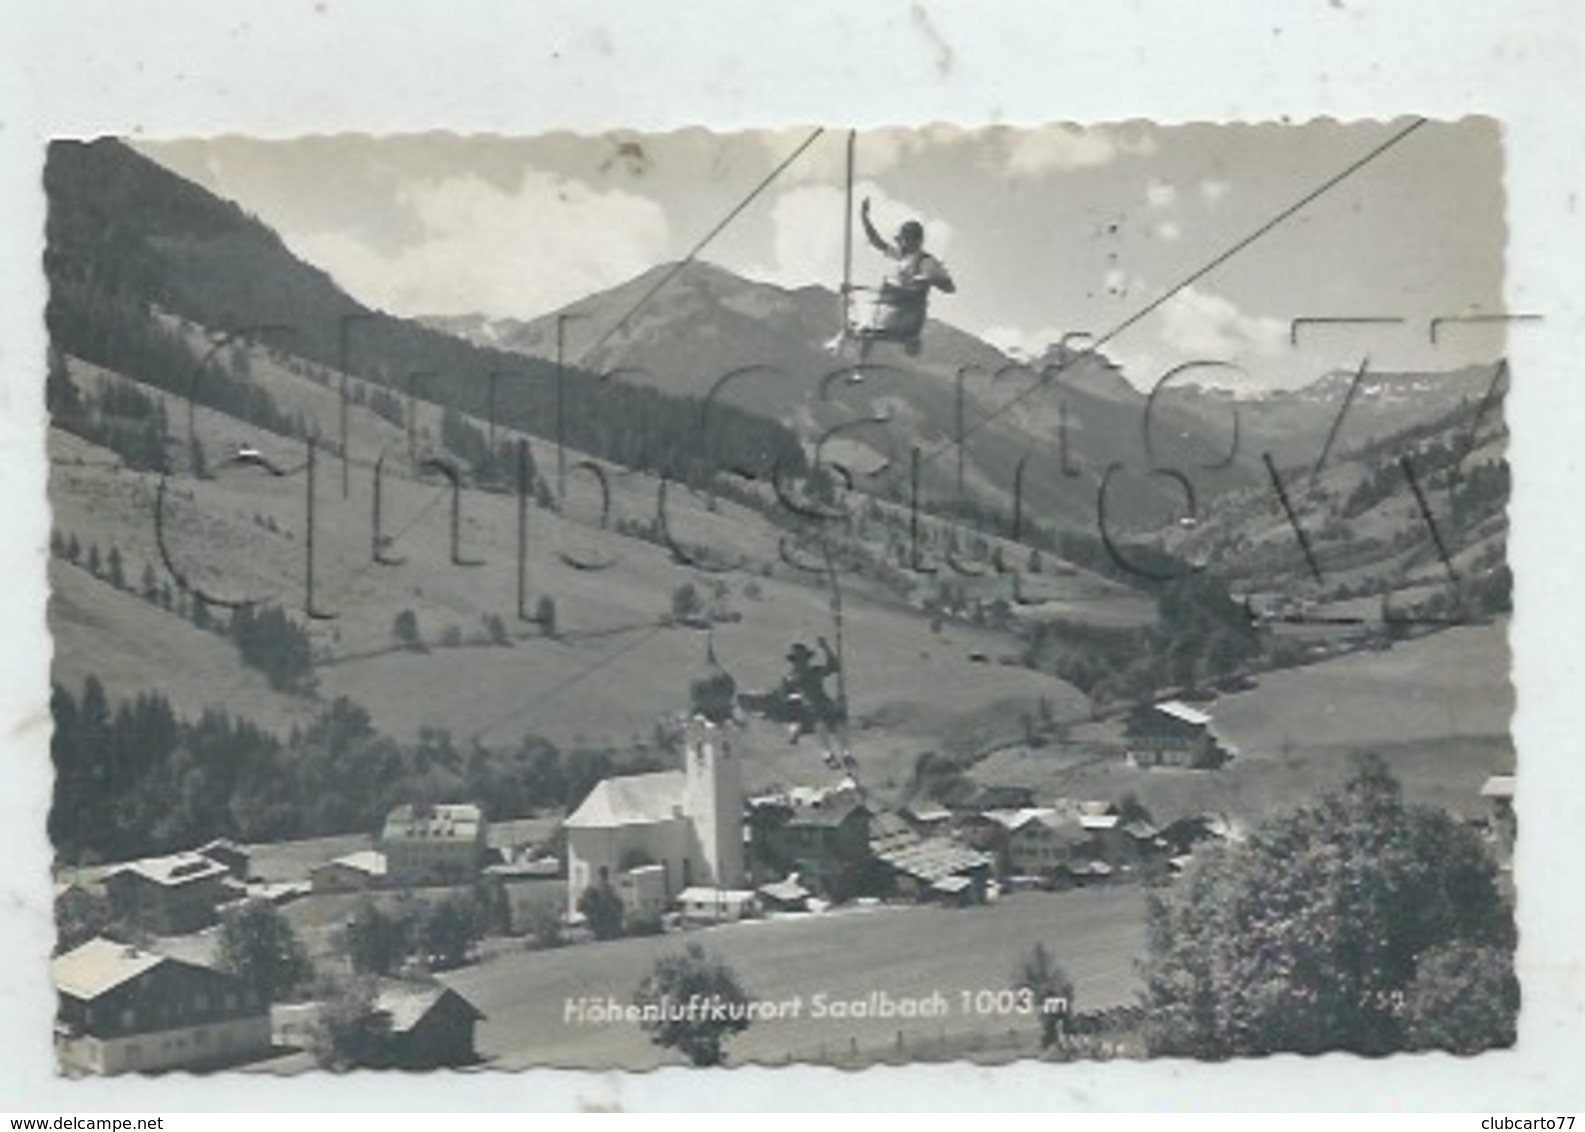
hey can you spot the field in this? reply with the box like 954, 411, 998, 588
1212, 620, 1511, 756
443, 885, 1147, 1070
48, 339, 1098, 770
970, 620, 1512, 829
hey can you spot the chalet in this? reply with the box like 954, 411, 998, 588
1076, 803, 1136, 866
768, 801, 873, 900
103, 852, 234, 935
878, 840, 993, 905
53, 938, 271, 1075
868, 816, 993, 905
380, 803, 488, 887
1126, 700, 1236, 769
370, 985, 484, 1069
309, 850, 388, 894
1000, 810, 1096, 878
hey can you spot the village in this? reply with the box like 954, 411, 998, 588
50, 636, 1519, 1074
30, 123, 1523, 1080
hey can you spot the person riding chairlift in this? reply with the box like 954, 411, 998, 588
781, 637, 855, 770
846, 198, 956, 360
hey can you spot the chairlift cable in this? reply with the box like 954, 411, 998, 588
842, 130, 856, 343
580, 127, 826, 364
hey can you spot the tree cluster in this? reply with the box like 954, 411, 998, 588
46, 350, 171, 471
217, 899, 313, 1005
343, 890, 490, 975
49, 678, 658, 863
46, 140, 809, 506
230, 602, 315, 693
1140, 757, 1516, 1058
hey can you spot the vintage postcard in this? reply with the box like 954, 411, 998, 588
35, 118, 1526, 1077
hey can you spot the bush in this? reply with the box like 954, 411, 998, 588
1140, 756, 1513, 1058
392, 609, 424, 651
525, 902, 564, 950
578, 882, 625, 941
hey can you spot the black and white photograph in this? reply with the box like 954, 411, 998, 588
36, 118, 1525, 1075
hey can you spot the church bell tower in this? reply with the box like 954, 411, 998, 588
684, 715, 744, 889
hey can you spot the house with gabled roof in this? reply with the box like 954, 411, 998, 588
767, 800, 873, 901
371, 984, 484, 1069
103, 852, 235, 935
1126, 700, 1236, 769
872, 835, 993, 905
53, 938, 271, 1075
863, 811, 992, 904
998, 809, 1095, 878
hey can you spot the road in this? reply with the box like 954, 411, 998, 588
443, 886, 1148, 1069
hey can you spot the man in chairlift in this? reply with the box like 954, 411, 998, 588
781, 637, 853, 770
847, 197, 956, 360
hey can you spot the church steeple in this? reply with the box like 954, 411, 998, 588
683, 631, 744, 889
688, 628, 737, 725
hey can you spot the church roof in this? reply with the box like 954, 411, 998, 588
565, 771, 688, 829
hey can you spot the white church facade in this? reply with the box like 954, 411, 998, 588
564, 717, 745, 919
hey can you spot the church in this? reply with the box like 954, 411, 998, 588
563, 649, 746, 920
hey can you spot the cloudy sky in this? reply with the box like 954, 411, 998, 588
138, 119, 1506, 390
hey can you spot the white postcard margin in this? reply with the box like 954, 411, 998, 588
2, 0, 1583, 1112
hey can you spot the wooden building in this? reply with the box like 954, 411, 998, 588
1126, 700, 1235, 769
53, 938, 271, 1075
103, 853, 233, 935
767, 801, 873, 900
372, 985, 485, 1069
310, 850, 388, 894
